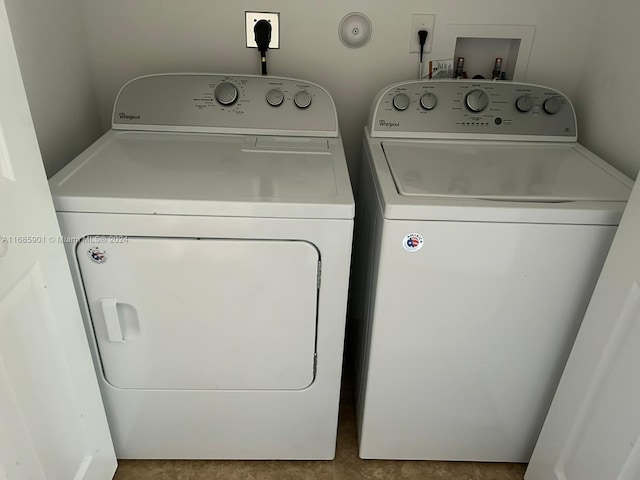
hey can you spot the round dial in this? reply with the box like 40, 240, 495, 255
543, 97, 562, 115
464, 90, 489, 113
419, 93, 438, 110
294, 91, 312, 109
392, 93, 411, 111
266, 88, 284, 107
214, 81, 238, 106
515, 95, 534, 113
465, 90, 489, 112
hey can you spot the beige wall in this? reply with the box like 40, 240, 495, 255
12, 0, 636, 182
573, 0, 640, 180
5, 0, 101, 177
80, 0, 602, 178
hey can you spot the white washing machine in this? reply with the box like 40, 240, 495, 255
49, 74, 354, 459
352, 80, 633, 462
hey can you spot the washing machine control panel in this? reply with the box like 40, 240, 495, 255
113, 74, 338, 137
373, 80, 577, 140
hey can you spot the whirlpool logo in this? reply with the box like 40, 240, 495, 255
378, 119, 400, 128
118, 112, 141, 121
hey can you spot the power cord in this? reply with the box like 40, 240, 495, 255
254, 20, 272, 76
418, 29, 428, 79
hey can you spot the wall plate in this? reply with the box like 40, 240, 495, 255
245, 12, 280, 49
409, 14, 435, 54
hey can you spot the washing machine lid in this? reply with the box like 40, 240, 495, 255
383, 142, 630, 202
50, 131, 354, 219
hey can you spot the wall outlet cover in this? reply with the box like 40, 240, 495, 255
409, 14, 435, 54
245, 12, 280, 49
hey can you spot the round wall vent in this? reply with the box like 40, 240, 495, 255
338, 12, 372, 48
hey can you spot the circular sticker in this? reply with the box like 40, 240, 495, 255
402, 233, 424, 252
88, 247, 107, 264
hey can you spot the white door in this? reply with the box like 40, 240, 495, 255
78, 237, 319, 390
0, 2, 117, 479
526, 178, 640, 478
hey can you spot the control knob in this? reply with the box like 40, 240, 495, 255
543, 97, 562, 115
294, 91, 312, 109
266, 88, 284, 107
392, 93, 411, 111
465, 90, 489, 112
214, 81, 238, 106
419, 93, 438, 110
515, 95, 534, 113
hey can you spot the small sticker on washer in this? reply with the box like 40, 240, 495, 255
88, 247, 107, 264
403, 233, 424, 252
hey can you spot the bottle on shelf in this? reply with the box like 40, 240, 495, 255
492, 58, 503, 79
454, 57, 465, 79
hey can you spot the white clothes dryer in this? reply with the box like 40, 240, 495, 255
49, 74, 354, 459
352, 80, 633, 462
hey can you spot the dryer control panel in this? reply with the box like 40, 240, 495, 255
113, 74, 339, 137
369, 80, 577, 141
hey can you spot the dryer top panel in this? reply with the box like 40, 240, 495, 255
369, 80, 577, 142
50, 131, 354, 219
112, 74, 338, 137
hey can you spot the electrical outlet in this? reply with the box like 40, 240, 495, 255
409, 14, 435, 54
245, 12, 280, 49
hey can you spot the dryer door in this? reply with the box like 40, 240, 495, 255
77, 236, 319, 390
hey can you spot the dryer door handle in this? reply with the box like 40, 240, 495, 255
99, 298, 125, 343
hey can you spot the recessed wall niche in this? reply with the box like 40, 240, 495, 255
443, 24, 535, 81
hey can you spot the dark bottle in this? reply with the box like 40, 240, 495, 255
492, 58, 503, 79
454, 57, 465, 78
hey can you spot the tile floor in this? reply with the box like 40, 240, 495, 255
113, 374, 527, 480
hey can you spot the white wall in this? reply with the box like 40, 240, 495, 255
5, 0, 101, 177
573, 0, 640, 180
81, 0, 602, 178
